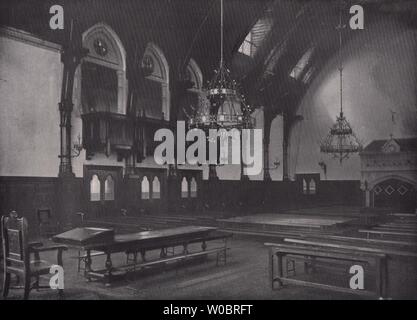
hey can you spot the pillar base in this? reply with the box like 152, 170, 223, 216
57, 175, 81, 231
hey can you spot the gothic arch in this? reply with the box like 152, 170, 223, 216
82, 22, 126, 70
186, 58, 203, 91
142, 42, 170, 120
80, 22, 128, 114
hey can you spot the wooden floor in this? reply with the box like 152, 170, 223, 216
1, 233, 416, 300
1, 206, 416, 300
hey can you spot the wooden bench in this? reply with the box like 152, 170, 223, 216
379, 224, 417, 230
296, 234, 417, 249
123, 247, 229, 274
284, 238, 417, 258
371, 226, 417, 233
281, 237, 417, 298
124, 231, 232, 271
85, 235, 232, 282
359, 229, 417, 239
265, 242, 388, 299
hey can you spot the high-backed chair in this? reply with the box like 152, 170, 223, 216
1, 214, 67, 300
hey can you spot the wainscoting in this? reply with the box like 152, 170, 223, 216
0, 176, 59, 236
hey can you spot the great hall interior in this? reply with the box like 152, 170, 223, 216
0, 0, 416, 300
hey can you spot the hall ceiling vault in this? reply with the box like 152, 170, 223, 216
2, 0, 415, 120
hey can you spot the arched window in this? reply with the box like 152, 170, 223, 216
104, 175, 115, 200
302, 179, 308, 194
152, 176, 161, 199
81, 23, 127, 114
180, 58, 203, 122
135, 43, 169, 120
290, 47, 314, 80
181, 177, 189, 198
90, 175, 101, 201
238, 31, 253, 56
190, 177, 197, 198
310, 179, 316, 195
141, 176, 150, 200
186, 59, 203, 91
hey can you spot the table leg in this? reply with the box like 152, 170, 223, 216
140, 250, 146, 262
105, 252, 113, 287
269, 249, 274, 290
311, 257, 317, 273
304, 260, 309, 274
84, 249, 92, 282
276, 253, 284, 289
160, 247, 167, 258
382, 257, 389, 299
133, 252, 138, 271
375, 256, 388, 299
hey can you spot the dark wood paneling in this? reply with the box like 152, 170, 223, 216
0, 177, 59, 236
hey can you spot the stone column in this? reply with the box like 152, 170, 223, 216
282, 111, 290, 181
57, 31, 88, 229
263, 111, 273, 181
365, 190, 370, 207
208, 164, 218, 181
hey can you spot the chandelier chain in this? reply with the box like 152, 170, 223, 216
220, 0, 224, 68
337, 1, 344, 115
319, 0, 363, 162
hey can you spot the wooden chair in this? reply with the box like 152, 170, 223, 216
1, 214, 67, 300
37, 208, 59, 239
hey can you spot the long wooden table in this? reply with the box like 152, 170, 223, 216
53, 226, 222, 285
265, 242, 388, 299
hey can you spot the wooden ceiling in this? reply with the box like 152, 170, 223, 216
1, 0, 415, 119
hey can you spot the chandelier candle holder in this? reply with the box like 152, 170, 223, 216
186, 0, 254, 131
320, 2, 362, 163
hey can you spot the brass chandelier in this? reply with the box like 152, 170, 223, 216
320, 3, 362, 162
186, 0, 254, 130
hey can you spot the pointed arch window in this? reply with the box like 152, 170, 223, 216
104, 175, 115, 200
90, 175, 101, 201
290, 47, 314, 80
152, 176, 161, 199
81, 23, 127, 115
302, 179, 308, 195
135, 43, 170, 120
141, 176, 150, 200
180, 58, 203, 122
186, 59, 203, 91
190, 177, 197, 198
310, 179, 316, 195
238, 10, 273, 58
181, 177, 189, 198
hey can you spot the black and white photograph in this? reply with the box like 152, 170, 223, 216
0, 0, 416, 306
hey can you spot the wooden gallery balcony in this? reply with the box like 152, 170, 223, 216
81, 112, 171, 162
82, 112, 134, 161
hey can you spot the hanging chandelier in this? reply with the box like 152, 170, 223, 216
320, 3, 362, 163
186, 0, 254, 130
